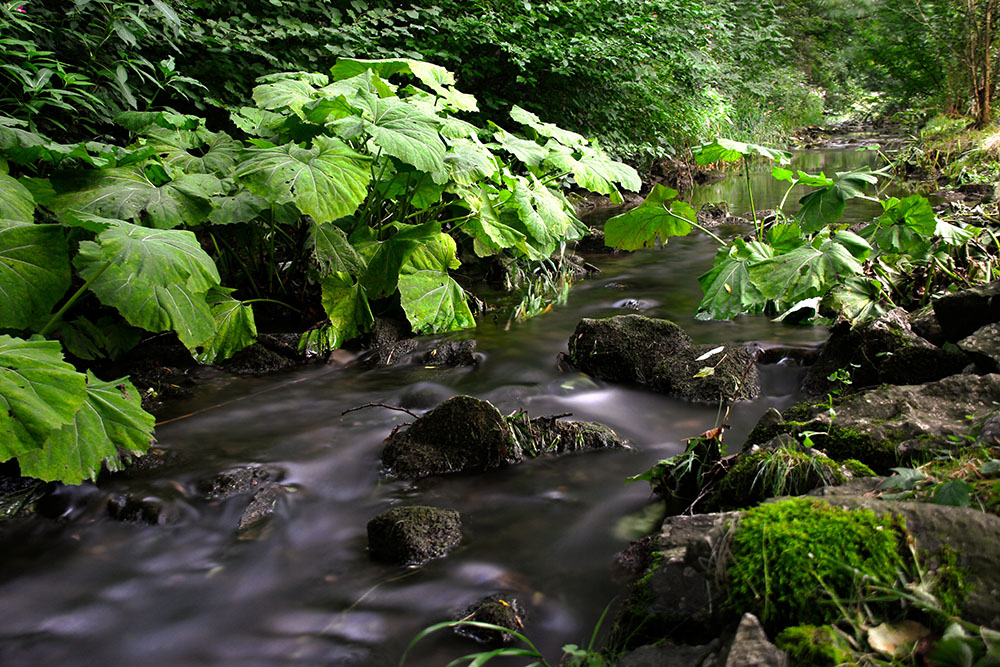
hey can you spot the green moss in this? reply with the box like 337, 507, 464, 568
725, 498, 905, 629
812, 425, 899, 473
931, 546, 971, 619
842, 459, 876, 478
775, 625, 855, 666
712, 446, 845, 509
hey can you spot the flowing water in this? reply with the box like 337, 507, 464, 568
0, 146, 896, 666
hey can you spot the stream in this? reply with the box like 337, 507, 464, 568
0, 144, 900, 666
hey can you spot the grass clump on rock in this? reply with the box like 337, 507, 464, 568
725, 498, 905, 628
775, 624, 855, 666
712, 443, 847, 509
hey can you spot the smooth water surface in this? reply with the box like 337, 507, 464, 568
0, 147, 886, 666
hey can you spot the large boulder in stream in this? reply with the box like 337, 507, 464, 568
366, 505, 462, 564
380, 395, 628, 479
801, 307, 967, 397
745, 373, 1000, 473
567, 315, 760, 403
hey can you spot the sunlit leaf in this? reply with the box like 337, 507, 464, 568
0, 169, 35, 222
74, 220, 220, 349
510, 105, 587, 147
310, 220, 365, 277
398, 233, 475, 334
194, 287, 257, 363
16, 372, 154, 484
235, 134, 371, 224
145, 127, 241, 176
318, 272, 373, 349
692, 137, 791, 165
0, 222, 70, 330
604, 184, 694, 250
0, 335, 87, 456
697, 239, 773, 319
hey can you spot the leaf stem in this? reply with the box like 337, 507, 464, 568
38, 258, 113, 337
241, 298, 302, 313
688, 217, 726, 245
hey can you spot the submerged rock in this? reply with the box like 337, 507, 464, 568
366, 505, 462, 564
454, 593, 527, 645
236, 484, 291, 541
196, 465, 283, 500
802, 308, 966, 397
567, 315, 760, 403
420, 340, 478, 367
380, 395, 628, 480
218, 333, 305, 375
746, 373, 1000, 472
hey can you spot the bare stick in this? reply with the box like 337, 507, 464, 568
341, 403, 421, 419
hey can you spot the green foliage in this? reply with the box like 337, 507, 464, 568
0, 57, 635, 483
775, 624, 855, 666
725, 498, 906, 627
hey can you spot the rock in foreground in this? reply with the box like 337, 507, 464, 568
366, 505, 462, 564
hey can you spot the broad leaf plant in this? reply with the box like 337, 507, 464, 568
0, 58, 639, 484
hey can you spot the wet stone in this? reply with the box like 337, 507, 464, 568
567, 315, 760, 403
107, 494, 172, 525
420, 340, 478, 367
454, 593, 527, 645
958, 323, 1000, 373
236, 484, 290, 541
366, 505, 462, 565
195, 465, 283, 500
933, 280, 1000, 342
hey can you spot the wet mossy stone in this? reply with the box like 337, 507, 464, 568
454, 593, 526, 645
775, 624, 854, 666
381, 395, 628, 479
366, 505, 462, 565
802, 308, 967, 398
747, 374, 1000, 473
381, 396, 519, 479
196, 465, 283, 500
726, 498, 906, 630
567, 315, 760, 403
711, 442, 847, 510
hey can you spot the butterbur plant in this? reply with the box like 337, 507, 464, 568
0, 57, 639, 484
605, 137, 980, 324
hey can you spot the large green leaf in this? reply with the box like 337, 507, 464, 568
749, 236, 866, 306
697, 239, 773, 320
52, 315, 141, 361
235, 135, 371, 224
510, 174, 581, 252
376, 168, 445, 210
544, 143, 641, 203
351, 87, 446, 173
50, 165, 217, 229
509, 105, 587, 147
310, 220, 365, 276
604, 184, 694, 250
398, 234, 475, 334
492, 126, 548, 168
825, 277, 891, 324
0, 169, 35, 222
692, 137, 791, 165
194, 287, 257, 363
145, 127, 241, 176
460, 185, 530, 258
318, 272, 373, 349
358, 221, 441, 298
0, 335, 87, 457
252, 72, 329, 118
0, 222, 71, 330
208, 187, 269, 225
330, 58, 478, 112
795, 186, 846, 233
74, 221, 220, 349
16, 372, 154, 484
443, 137, 498, 186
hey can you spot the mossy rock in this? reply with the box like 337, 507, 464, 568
453, 593, 526, 645
568, 315, 760, 403
725, 498, 906, 630
381, 395, 628, 479
381, 396, 518, 478
744, 374, 1000, 473
775, 625, 854, 666
366, 505, 462, 564
802, 308, 966, 398
711, 442, 847, 510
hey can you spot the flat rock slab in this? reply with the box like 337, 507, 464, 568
366, 505, 462, 565
568, 315, 760, 403
381, 395, 628, 479
749, 373, 1000, 471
